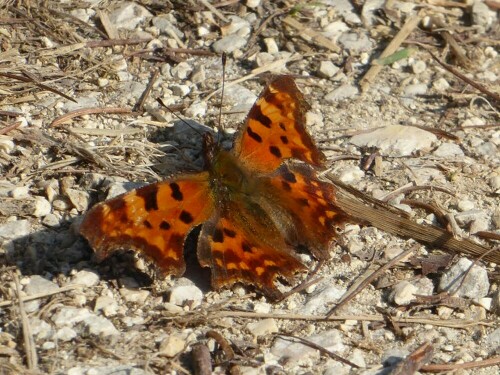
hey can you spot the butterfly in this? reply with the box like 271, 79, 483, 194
79, 76, 347, 299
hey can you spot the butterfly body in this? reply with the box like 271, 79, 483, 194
80, 76, 346, 298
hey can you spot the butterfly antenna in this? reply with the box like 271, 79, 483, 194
156, 98, 203, 138
216, 53, 227, 144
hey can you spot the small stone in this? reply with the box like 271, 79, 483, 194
42, 342, 56, 350
33, 197, 52, 217
9, 186, 30, 198
454, 210, 486, 226
64, 189, 90, 212
338, 167, 364, 184
476, 141, 497, 157
338, 32, 372, 53
433, 143, 464, 158
108, 2, 152, 30
472, 1, 497, 31
0, 219, 30, 241
318, 61, 340, 78
171, 62, 193, 80
184, 100, 207, 118
403, 83, 428, 97
54, 327, 77, 342
474, 297, 492, 311
324, 84, 359, 102
438, 257, 489, 298
469, 216, 490, 234
71, 269, 100, 287
52, 307, 92, 328
30, 317, 54, 340
486, 328, 500, 352
159, 334, 186, 357
119, 288, 150, 304
84, 315, 119, 336
411, 60, 427, 74
42, 213, 61, 227
94, 296, 119, 317
169, 284, 203, 308
271, 329, 344, 363
350, 125, 437, 157
97, 78, 109, 87
171, 84, 190, 97
211, 35, 247, 53
303, 283, 346, 314
246, 318, 278, 337
390, 281, 418, 306
348, 349, 366, 368
457, 200, 475, 212
245, 0, 261, 8
433, 77, 450, 91
264, 37, 279, 54
52, 196, 72, 211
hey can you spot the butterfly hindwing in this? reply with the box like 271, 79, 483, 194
80, 173, 214, 276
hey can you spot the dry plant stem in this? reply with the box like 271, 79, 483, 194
0, 284, 82, 308
327, 174, 500, 264
135, 69, 159, 112
50, 107, 134, 127
199, 0, 228, 22
0, 110, 22, 117
206, 330, 235, 360
242, 9, 288, 59
425, 49, 500, 103
360, 14, 422, 92
0, 121, 22, 135
399, 199, 449, 228
12, 272, 38, 371
391, 342, 434, 375
281, 16, 341, 53
326, 246, 418, 317
0, 72, 77, 103
380, 184, 455, 203
421, 356, 500, 372
86, 38, 153, 48
475, 231, 500, 241
277, 334, 360, 368
97, 10, 119, 39
278, 260, 325, 301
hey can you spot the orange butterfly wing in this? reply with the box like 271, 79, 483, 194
79, 173, 214, 276
234, 76, 325, 173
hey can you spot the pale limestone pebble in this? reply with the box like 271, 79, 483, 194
224, 83, 257, 111
438, 257, 489, 298
462, 116, 485, 128
323, 362, 349, 375
253, 301, 271, 314
42, 342, 56, 350
94, 296, 119, 317
476, 141, 498, 157
52, 307, 92, 327
0, 135, 15, 153
152, 15, 184, 38
84, 315, 120, 337
171, 84, 191, 97
469, 216, 490, 233
42, 213, 61, 227
171, 61, 193, 80
454, 209, 487, 226
390, 281, 418, 306
318, 61, 340, 78
30, 317, 54, 340
432, 142, 464, 158
474, 297, 492, 311
33, 197, 52, 217
9, 186, 30, 198
108, 1, 152, 30
361, 0, 385, 26
322, 20, 349, 42
324, 0, 361, 25
433, 77, 450, 91
158, 333, 188, 357
0, 219, 30, 240
305, 111, 324, 127
347, 348, 366, 368
255, 52, 275, 67
211, 35, 247, 53
54, 326, 77, 342
185, 100, 208, 119
66, 366, 147, 375
221, 15, 250, 37
245, 0, 261, 8
303, 282, 346, 314
337, 166, 364, 184
457, 200, 475, 212
271, 329, 345, 363
169, 284, 203, 308
493, 207, 500, 229
119, 288, 150, 304
472, 0, 497, 31
411, 60, 427, 75
190, 66, 206, 84
246, 318, 278, 337
70, 269, 100, 288
64, 188, 90, 212
70, 8, 94, 23
264, 37, 279, 54
121, 315, 145, 327
350, 125, 437, 157
97, 77, 109, 87
324, 84, 359, 102
52, 195, 72, 211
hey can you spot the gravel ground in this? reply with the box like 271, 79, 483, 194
0, 1, 499, 374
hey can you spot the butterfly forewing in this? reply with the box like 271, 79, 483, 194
80, 173, 214, 276
234, 76, 326, 173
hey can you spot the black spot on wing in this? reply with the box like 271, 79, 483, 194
160, 220, 171, 230
169, 182, 183, 201
212, 228, 224, 243
247, 126, 262, 143
179, 210, 194, 224
281, 181, 292, 191
136, 185, 159, 211
279, 123, 286, 131
280, 135, 289, 144
143, 220, 153, 229
242, 241, 252, 253
223, 228, 236, 238
269, 146, 282, 158
297, 198, 310, 207
254, 105, 272, 128
282, 170, 297, 183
